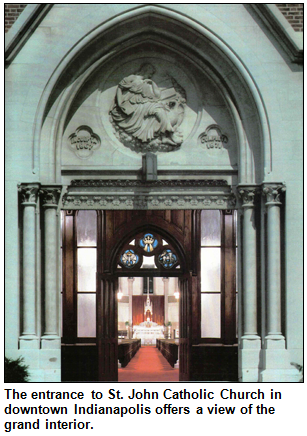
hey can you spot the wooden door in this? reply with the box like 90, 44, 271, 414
179, 273, 192, 381
97, 273, 118, 381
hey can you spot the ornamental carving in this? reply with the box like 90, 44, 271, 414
109, 63, 186, 153
237, 186, 260, 207
68, 126, 101, 159
70, 179, 228, 188
262, 184, 286, 204
18, 183, 39, 204
62, 193, 236, 210
40, 187, 62, 206
198, 125, 228, 149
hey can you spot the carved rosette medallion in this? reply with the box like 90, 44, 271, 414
40, 187, 62, 207
109, 63, 186, 153
237, 186, 260, 207
198, 125, 229, 150
68, 126, 101, 159
262, 184, 286, 206
18, 183, 40, 205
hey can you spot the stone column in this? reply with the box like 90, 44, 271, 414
163, 277, 169, 326
263, 184, 286, 339
40, 186, 62, 349
19, 184, 40, 349
128, 277, 134, 338
260, 183, 298, 381
237, 186, 261, 381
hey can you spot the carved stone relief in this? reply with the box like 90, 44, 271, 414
198, 125, 229, 150
62, 179, 236, 210
68, 126, 101, 159
70, 179, 228, 188
109, 63, 186, 153
18, 183, 40, 204
63, 194, 236, 210
237, 186, 260, 207
262, 183, 286, 205
39, 187, 62, 206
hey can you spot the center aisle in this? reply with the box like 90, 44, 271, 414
118, 346, 179, 382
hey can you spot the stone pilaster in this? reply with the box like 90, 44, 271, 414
237, 185, 261, 381
19, 183, 40, 349
40, 186, 62, 349
260, 183, 299, 381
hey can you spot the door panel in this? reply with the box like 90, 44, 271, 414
97, 274, 118, 381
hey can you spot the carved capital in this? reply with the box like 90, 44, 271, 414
237, 186, 260, 207
40, 186, 62, 207
262, 183, 286, 205
18, 183, 40, 204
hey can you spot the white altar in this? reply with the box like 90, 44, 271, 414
133, 321, 165, 345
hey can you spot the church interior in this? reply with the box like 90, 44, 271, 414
61, 209, 238, 382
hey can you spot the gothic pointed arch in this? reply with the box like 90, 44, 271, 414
35, 5, 271, 186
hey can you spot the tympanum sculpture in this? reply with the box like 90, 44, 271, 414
110, 63, 186, 152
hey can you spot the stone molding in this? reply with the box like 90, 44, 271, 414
250, 4, 303, 64
5, 4, 53, 66
262, 183, 286, 206
18, 183, 40, 204
63, 179, 236, 210
63, 193, 236, 210
70, 179, 228, 188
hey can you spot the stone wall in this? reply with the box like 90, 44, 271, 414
5, 3, 27, 32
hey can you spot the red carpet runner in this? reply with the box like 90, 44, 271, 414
118, 346, 179, 382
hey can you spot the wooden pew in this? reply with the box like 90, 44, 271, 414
156, 339, 179, 367
118, 339, 141, 368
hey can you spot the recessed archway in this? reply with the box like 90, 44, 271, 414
35, 5, 270, 185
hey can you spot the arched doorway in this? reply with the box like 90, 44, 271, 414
97, 214, 188, 381
61, 208, 237, 381
45, 7, 263, 382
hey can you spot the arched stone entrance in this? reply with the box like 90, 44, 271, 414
12, 5, 301, 382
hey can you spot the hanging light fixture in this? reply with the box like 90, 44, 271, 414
174, 290, 180, 300
117, 290, 123, 300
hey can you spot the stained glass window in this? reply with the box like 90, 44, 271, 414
120, 249, 139, 268
158, 249, 177, 268
139, 233, 158, 252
